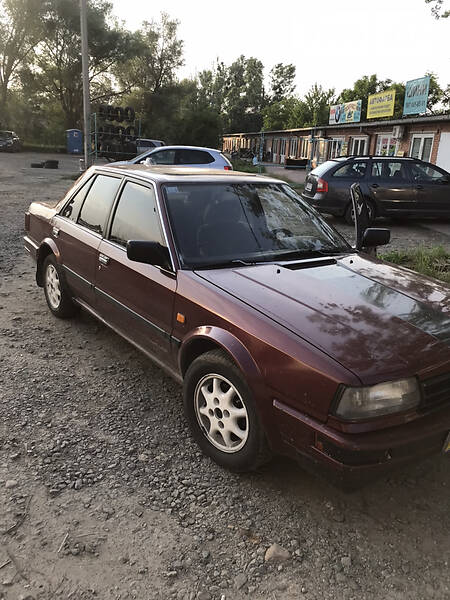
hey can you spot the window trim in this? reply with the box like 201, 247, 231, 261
75, 173, 123, 237
106, 176, 176, 273
409, 133, 434, 162
351, 136, 368, 156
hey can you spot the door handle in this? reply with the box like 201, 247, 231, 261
52, 226, 60, 237
370, 183, 379, 188
416, 184, 424, 190
98, 253, 110, 265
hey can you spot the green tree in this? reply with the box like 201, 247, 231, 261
302, 83, 335, 126
33, 0, 133, 129
269, 63, 296, 102
425, 0, 450, 18
0, 0, 43, 121
262, 97, 299, 130
116, 12, 184, 112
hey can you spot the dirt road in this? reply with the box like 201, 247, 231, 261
1, 153, 449, 600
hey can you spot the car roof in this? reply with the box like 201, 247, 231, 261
95, 164, 281, 184
147, 145, 222, 153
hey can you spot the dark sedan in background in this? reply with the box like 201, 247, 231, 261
0, 130, 21, 152
302, 156, 450, 224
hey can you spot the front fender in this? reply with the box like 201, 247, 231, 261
179, 326, 264, 391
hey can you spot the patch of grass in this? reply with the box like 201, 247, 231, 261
380, 246, 450, 285
231, 159, 265, 174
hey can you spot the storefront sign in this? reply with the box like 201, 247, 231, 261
367, 90, 396, 119
329, 100, 362, 124
403, 76, 430, 116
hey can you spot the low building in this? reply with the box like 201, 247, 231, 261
223, 114, 450, 171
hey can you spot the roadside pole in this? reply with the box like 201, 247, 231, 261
80, 0, 90, 169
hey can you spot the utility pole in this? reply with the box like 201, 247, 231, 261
80, 0, 90, 169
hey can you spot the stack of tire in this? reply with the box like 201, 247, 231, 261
96, 104, 137, 161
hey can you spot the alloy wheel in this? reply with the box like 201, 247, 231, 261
194, 373, 249, 453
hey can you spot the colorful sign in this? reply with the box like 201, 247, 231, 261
329, 100, 362, 124
367, 90, 396, 119
403, 76, 430, 116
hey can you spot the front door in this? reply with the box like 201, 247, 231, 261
410, 162, 450, 214
94, 179, 176, 361
368, 160, 416, 214
55, 173, 122, 306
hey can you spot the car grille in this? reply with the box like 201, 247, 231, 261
421, 372, 450, 411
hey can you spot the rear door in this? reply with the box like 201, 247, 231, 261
409, 162, 450, 214
54, 173, 122, 306
368, 160, 416, 214
94, 179, 176, 361
327, 160, 368, 205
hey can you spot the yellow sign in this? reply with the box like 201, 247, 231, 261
367, 90, 396, 119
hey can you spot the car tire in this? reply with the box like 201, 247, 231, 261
344, 199, 376, 225
183, 349, 272, 472
43, 255, 78, 319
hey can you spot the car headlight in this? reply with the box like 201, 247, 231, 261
334, 377, 420, 420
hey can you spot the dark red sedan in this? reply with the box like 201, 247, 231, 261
24, 165, 450, 488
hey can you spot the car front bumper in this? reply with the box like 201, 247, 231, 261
274, 399, 450, 489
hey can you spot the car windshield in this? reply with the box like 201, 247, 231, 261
163, 182, 351, 268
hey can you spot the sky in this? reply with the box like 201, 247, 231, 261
112, 0, 450, 96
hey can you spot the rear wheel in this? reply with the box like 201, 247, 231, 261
344, 199, 376, 225
183, 350, 271, 472
43, 255, 78, 318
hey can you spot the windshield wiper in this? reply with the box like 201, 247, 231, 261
192, 258, 259, 270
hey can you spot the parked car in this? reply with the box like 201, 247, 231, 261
24, 165, 450, 488
135, 138, 165, 153
302, 156, 450, 224
0, 130, 21, 152
112, 145, 232, 170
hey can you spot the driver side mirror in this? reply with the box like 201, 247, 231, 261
127, 240, 171, 269
361, 228, 390, 248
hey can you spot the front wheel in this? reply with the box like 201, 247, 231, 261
43, 255, 78, 318
183, 350, 271, 472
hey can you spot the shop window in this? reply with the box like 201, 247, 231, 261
351, 138, 368, 156
410, 135, 433, 162
376, 135, 398, 157
328, 139, 343, 159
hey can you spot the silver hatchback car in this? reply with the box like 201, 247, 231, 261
113, 145, 233, 170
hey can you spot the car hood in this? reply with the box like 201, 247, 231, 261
196, 254, 450, 383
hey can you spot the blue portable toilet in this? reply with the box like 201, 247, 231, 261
66, 129, 83, 154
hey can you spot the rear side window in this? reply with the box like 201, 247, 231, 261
150, 149, 176, 164
109, 181, 163, 247
372, 161, 408, 180
60, 178, 93, 222
332, 161, 367, 178
311, 161, 337, 177
176, 149, 214, 165
77, 175, 121, 235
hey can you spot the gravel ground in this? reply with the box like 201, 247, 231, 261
1, 152, 449, 600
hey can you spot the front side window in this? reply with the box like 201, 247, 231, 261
332, 161, 367, 178
410, 163, 448, 183
77, 175, 121, 235
164, 182, 350, 268
109, 181, 163, 247
372, 161, 408, 180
